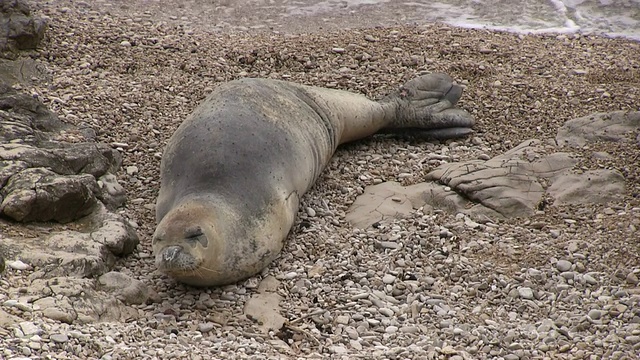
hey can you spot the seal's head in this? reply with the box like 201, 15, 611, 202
152, 200, 223, 286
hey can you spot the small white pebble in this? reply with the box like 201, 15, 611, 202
8, 260, 29, 270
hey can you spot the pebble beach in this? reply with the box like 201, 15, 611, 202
1, 0, 640, 359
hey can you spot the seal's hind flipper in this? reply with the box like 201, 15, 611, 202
381, 73, 475, 139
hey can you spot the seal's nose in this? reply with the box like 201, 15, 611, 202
162, 245, 183, 262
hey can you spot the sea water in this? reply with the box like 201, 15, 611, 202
286, 0, 640, 41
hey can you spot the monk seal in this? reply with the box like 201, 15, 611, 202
153, 73, 474, 286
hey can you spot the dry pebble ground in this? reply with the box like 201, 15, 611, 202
2, 1, 640, 359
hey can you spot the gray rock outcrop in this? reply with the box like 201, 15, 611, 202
556, 111, 640, 147
347, 111, 637, 228
0, 0, 47, 53
0, 0, 143, 326
0, 84, 125, 222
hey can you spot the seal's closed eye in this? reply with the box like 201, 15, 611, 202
185, 226, 203, 238
185, 226, 208, 247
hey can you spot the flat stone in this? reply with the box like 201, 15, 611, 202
385, 325, 398, 334
345, 326, 359, 339
560, 271, 575, 280
399, 326, 419, 334
588, 309, 602, 320
335, 315, 350, 325
125, 165, 139, 175
556, 260, 572, 272
50, 333, 69, 343
7, 260, 29, 270
626, 335, 640, 345
349, 339, 363, 350
382, 274, 396, 284
556, 111, 640, 147
584, 274, 598, 285
518, 287, 534, 300
198, 322, 215, 333
330, 345, 348, 354
19, 321, 41, 336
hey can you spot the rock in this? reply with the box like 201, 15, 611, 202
0, 82, 65, 138
385, 325, 398, 334
556, 260, 572, 272
424, 140, 573, 219
0, 82, 124, 223
377, 240, 401, 250
584, 273, 598, 285
348, 111, 635, 223
97, 271, 154, 305
0, 40, 141, 327
560, 271, 575, 280
400, 326, 420, 334
350, 339, 362, 350
0, 308, 21, 328
330, 345, 348, 354
382, 274, 396, 284
345, 181, 434, 228
0, 0, 47, 52
27, 276, 140, 324
97, 174, 126, 209
42, 307, 75, 324
547, 170, 625, 206
556, 111, 640, 148
50, 333, 69, 343
0, 167, 99, 223
335, 315, 350, 325
364, 34, 378, 42
7, 259, 28, 270
518, 287, 534, 300
345, 326, 359, 339
125, 165, 138, 175
0, 57, 50, 88
19, 321, 40, 336
243, 276, 285, 333
198, 322, 215, 333
0, 205, 138, 279
306, 207, 316, 217
588, 309, 602, 320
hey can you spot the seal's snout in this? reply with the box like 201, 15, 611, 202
156, 244, 198, 274
162, 245, 182, 262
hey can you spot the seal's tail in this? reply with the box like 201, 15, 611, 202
380, 73, 475, 139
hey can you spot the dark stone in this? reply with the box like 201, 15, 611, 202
0, 0, 47, 52
0, 167, 98, 223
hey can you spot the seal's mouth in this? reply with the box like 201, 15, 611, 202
155, 245, 200, 275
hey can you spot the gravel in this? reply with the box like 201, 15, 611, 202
1, 0, 639, 359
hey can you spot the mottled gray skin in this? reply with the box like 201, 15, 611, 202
153, 74, 474, 286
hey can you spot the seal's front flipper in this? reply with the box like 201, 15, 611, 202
380, 73, 475, 139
